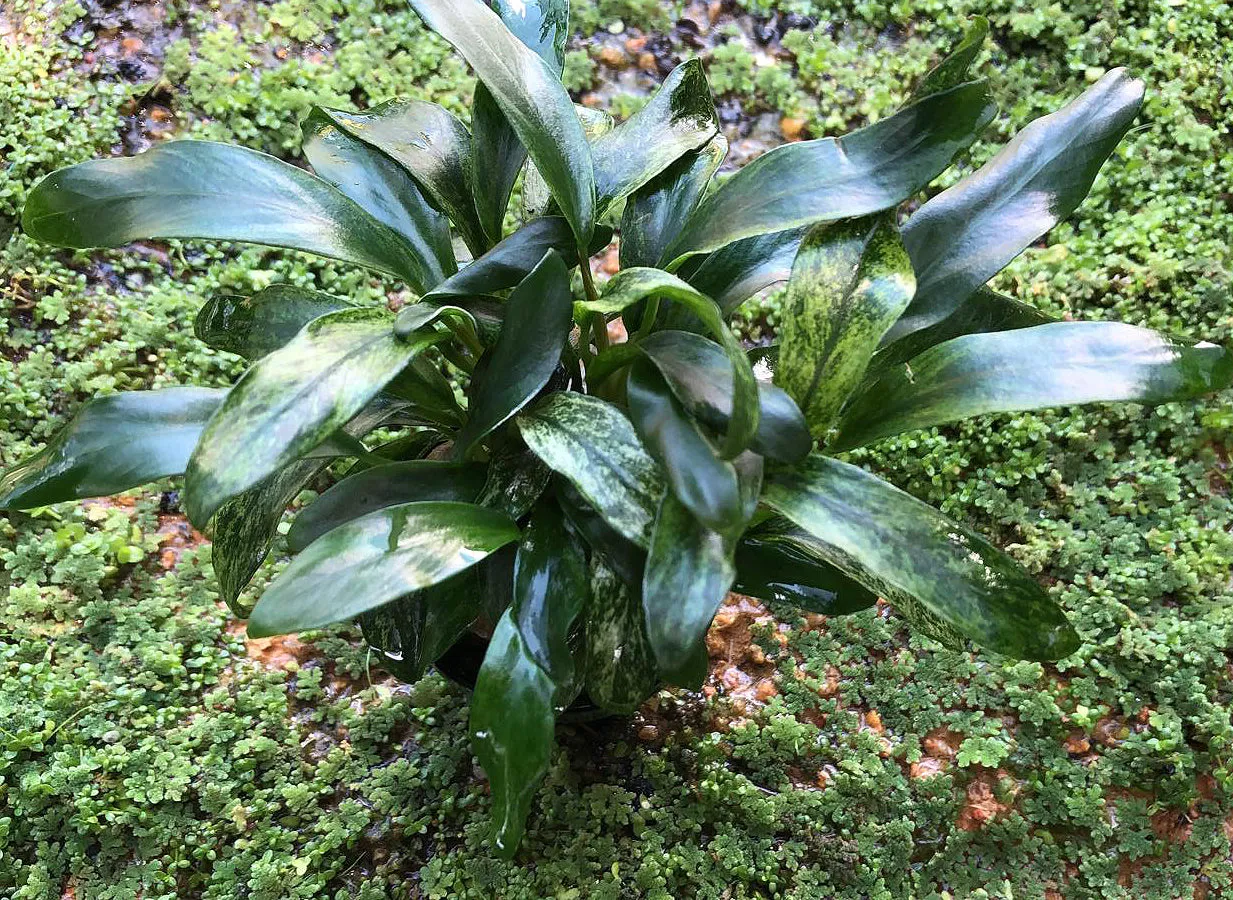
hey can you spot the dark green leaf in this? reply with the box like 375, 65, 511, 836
582, 267, 759, 457
777, 215, 915, 438
592, 59, 719, 211
512, 503, 589, 700
523, 106, 612, 220
620, 134, 727, 269
471, 610, 556, 857
638, 330, 810, 463
385, 354, 467, 428
488, 0, 569, 67
764, 455, 1080, 660
372, 430, 444, 461
471, 84, 528, 248
626, 358, 742, 533
453, 251, 573, 457
735, 518, 879, 615
555, 480, 645, 587
417, 216, 612, 303
195, 285, 352, 361
479, 544, 518, 626
318, 100, 488, 257
0, 388, 224, 510
835, 322, 1233, 451
302, 107, 455, 292
584, 557, 659, 714
866, 286, 1051, 379
22, 141, 426, 283
643, 491, 735, 686
287, 460, 486, 551
212, 460, 326, 617
517, 392, 664, 547
683, 225, 808, 316
664, 81, 996, 264
409, 0, 596, 246
910, 17, 988, 99
360, 566, 484, 682
470, 0, 569, 245
247, 501, 519, 637
210, 401, 397, 614
185, 308, 444, 526
391, 302, 478, 334
477, 443, 553, 519
886, 69, 1145, 343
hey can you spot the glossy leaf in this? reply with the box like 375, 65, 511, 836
477, 443, 553, 519
637, 330, 810, 463
865, 286, 1051, 379
523, 106, 612, 221
512, 503, 589, 699
739, 513, 879, 614
360, 566, 484, 682
418, 216, 613, 303
764, 455, 1080, 660
683, 225, 808, 315
626, 357, 742, 533
777, 215, 915, 438
555, 480, 645, 587
392, 301, 478, 335
910, 17, 988, 99
591, 59, 719, 211
471, 0, 569, 245
621, 134, 727, 269
643, 491, 735, 686
517, 392, 664, 548
195, 285, 352, 361
453, 251, 573, 457
0, 388, 224, 510
479, 544, 518, 626
386, 357, 467, 429
664, 81, 996, 264
212, 459, 326, 616
471, 611, 556, 857
22, 141, 427, 283
488, 0, 568, 67
835, 322, 1233, 450
302, 107, 455, 292
286, 460, 486, 551
209, 401, 397, 614
471, 84, 528, 248
247, 501, 519, 637
409, 0, 596, 246
584, 557, 659, 714
886, 69, 1145, 343
372, 430, 444, 462
582, 267, 759, 457
735, 524, 879, 616
319, 101, 488, 257
185, 308, 444, 526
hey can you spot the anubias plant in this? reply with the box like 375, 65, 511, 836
5, 1, 1231, 854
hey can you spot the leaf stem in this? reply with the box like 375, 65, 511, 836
577, 248, 600, 305
577, 249, 610, 353
440, 339, 476, 374
634, 295, 661, 340
445, 319, 484, 360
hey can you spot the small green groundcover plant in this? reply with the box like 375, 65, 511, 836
4, 0, 1231, 854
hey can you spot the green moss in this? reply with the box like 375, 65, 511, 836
2, 0, 1232, 897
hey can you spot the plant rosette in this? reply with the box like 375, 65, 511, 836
6, 0, 1231, 857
